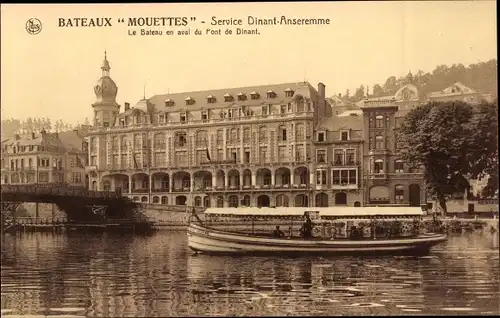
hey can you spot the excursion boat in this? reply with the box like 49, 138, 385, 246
187, 206, 447, 255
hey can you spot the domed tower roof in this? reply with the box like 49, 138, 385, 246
93, 50, 118, 104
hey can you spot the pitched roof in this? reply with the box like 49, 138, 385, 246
428, 82, 477, 97
316, 113, 364, 131
57, 131, 85, 152
145, 81, 318, 113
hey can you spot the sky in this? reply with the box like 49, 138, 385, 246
0, 1, 497, 125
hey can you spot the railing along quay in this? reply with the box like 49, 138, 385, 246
2, 217, 156, 234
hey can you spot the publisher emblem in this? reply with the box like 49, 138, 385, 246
26, 18, 42, 35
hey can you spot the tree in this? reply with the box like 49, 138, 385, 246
467, 100, 499, 197
396, 101, 476, 213
353, 85, 365, 101
372, 84, 384, 97
383, 76, 398, 94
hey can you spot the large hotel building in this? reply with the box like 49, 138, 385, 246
85, 53, 492, 208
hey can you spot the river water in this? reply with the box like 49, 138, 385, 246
1, 231, 499, 317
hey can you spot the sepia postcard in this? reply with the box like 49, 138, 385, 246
0, 1, 498, 317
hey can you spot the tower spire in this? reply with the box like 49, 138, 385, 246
101, 50, 110, 76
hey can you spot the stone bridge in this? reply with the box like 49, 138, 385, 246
0, 184, 140, 222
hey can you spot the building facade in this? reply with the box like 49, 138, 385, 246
86, 52, 335, 208
427, 82, 493, 104
87, 55, 492, 208
1, 130, 88, 188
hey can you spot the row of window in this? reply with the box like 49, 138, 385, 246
117, 97, 309, 127
5, 157, 57, 170
317, 130, 351, 142
100, 124, 314, 151
7, 172, 83, 184
164, 89, 295, 107
9, 172, 49, 183
371, 159, 411, 174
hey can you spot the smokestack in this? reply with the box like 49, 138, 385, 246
124, 102, 130, 111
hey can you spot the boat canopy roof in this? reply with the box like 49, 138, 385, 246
203, 207, 425, 217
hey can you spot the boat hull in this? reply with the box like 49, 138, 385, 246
187, 223, 448, 255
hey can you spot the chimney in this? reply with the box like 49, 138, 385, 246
31, 132, 36, 139
14, 134, 20, 140
338, 93, 341, 98
318, 82, 326, 100
124, 102, 130, 111
73, 129, 79, 137
317, 82, 326, 116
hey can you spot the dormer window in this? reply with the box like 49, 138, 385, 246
267, 90, 276, 98
224, 93, 234, 102
250, 91, 260, 100
119, 118, 125, 127
158, 114, 165, 123
207, 95, 216, 104
237, 93, 247, 101
180, 112, 187, 123
185, 96, 195, 106
285, 88, 294, 97
317, 131, 325, 142
165, 99, 175, 107
340, 130, 350, 141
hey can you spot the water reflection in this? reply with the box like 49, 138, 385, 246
1, 231, 498, 316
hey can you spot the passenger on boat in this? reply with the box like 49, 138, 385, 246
349, 225, 362, 240
273, 226, 285, 238
300, 213, 313, 238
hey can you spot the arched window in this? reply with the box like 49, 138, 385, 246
241, 195, 251, 207
194, 196, 202, 207
112, 136, 119, 150
375, 135, 384, 150
276, 194, 289, 207
121, 136, 128, 149
228, 195, 239, 207
374, 159, 384, 173
216, 196, 224, 208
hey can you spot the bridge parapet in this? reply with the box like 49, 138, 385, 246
0, 184, 122, 199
